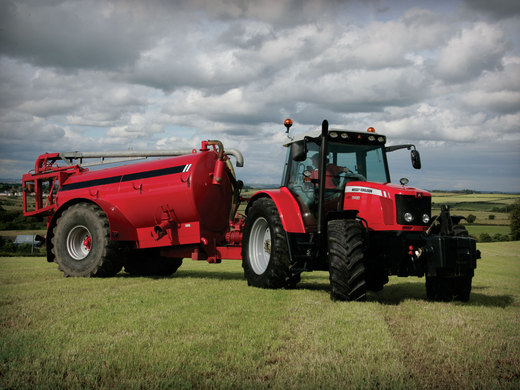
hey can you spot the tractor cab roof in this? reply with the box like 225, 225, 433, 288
284, 127, 386, 147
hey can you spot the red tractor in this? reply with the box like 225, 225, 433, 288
23, 119, 480, 301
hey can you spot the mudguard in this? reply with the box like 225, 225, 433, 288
246, 188, 306, 233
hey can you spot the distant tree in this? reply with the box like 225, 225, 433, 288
467, 214, 477, 224
511, 199, 520, 241
479, 233, 492, 242
492, 233, 509, 242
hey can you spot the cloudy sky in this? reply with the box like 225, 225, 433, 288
1, 0, 519, 192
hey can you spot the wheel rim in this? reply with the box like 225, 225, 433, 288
249, 217, 271, 275
66, 225, 92, 260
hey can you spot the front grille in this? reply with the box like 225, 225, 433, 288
395, 194, 431, 226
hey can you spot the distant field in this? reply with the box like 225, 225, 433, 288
1, 242, 519, 389
1, 191, 516, 239
466, 225, 510, 237
431, 193, 520, 204
431, 193, 516, 229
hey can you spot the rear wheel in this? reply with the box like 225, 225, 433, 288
52, 203, 122, 277
123, 248, 182, 276
328, 219, 366, 301
242, 198, 291, 288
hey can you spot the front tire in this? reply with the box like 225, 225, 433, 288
52, 203, 122, 277
242, 198, 291, 288
328, 219, 367, 301
426, 224, 473, 302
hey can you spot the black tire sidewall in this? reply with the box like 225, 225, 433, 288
328, 219, 367, 301
242, 198, 289, 288
53, 204, 109, 276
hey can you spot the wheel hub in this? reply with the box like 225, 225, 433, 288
249, 217, 271, 275
66, 225, 92, 260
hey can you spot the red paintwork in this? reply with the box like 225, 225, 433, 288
23, 141, 431, 265
24, 144, 235, 262
247, 187, 306, 233
343, 181, 430, 232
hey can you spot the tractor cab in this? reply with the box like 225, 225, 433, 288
281, 124, 392, 230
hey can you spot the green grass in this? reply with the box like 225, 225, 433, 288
1, 242, 520, 389
431, 193, 520, 205
466, 224, 511, 237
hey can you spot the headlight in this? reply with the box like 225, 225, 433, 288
422, 214, 430, 224
404, 212, 414, 223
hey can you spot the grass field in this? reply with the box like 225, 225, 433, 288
431, 193, 518, 228
465, 224, 511, 237
1, 242, 519, 389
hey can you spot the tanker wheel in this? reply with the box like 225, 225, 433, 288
242, 198, 291, 289
328, 219, 366, 301
124, 248, 183, 276
52, 203, 122, 277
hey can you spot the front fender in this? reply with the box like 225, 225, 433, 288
247, 188, 306, 233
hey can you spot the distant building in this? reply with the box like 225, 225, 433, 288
13, 235, 45, 248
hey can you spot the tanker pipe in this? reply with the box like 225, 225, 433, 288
207, 141, 244, 168
152, 220, 170, 240
225, 148, 244, 167
207, 140, 225, 161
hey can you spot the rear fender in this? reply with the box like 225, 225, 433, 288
246, 188, 306, 233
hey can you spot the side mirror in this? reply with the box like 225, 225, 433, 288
291, 142, 307, 162
411, 149, 421, 169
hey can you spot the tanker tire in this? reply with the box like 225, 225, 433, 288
52, 203, 122, 277
328, 219, 366, 301
124, 248, 182, 276
242, 198, 290, 289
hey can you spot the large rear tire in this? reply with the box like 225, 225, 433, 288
242, 198, 291, 288
52, 203, 122, 277
328, 219, 367, 301
124, 248, 182, 276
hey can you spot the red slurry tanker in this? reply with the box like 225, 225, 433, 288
23, 119, 480, 301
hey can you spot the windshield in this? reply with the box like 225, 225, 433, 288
285, 141, 390, 187
283, 139, 390, 224
327, 142, 389, 183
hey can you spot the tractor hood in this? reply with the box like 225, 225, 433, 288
345, 182, 431, 199
344, 181, 431, 232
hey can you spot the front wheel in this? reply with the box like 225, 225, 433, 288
242, 198, 291, 288
52, 203, 122, 277
328, 219, 367, 301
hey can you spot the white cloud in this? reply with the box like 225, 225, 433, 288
436, 22, 509, 82
0, 0, 519, 191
